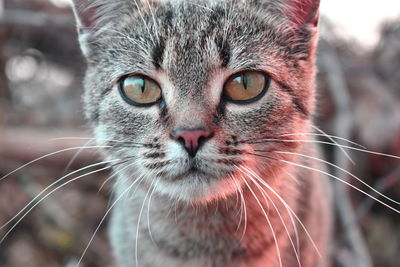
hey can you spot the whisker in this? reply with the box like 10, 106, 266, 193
356, 167, 400, 219
50, 137, 96, 142
51, 137, 147, 146
238, 167, 302, 267
311, 125, 355, 165
271, 167, 301, 253
63, 139, 95, 173
0, 145, 112, 182
230, 173, 241, 212
229, 174, 242, 225
278, 132, 365, 149
240, 165, 322, 258
0, 163, 116, 245
76, 169, 146, 267
135, 178, 158, 267
259, 150, 400, 206
240, 174, 283, 267
231, 174, 247, 241
147, 179, 160, 246
249, 152, 400, 214
97, 156, 138, 193
241, 131, 364, 149
0, 159, 120, 231
249, 139, 400, 160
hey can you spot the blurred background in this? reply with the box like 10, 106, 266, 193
0, 0, 399, 266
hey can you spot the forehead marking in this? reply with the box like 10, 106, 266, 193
216, 38, 231, 68
152, 39, 166, 69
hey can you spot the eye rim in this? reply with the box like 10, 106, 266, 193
118, 74, 162, 107
222, 70, 271, 105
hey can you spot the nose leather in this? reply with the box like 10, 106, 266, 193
172, 129, 213, 157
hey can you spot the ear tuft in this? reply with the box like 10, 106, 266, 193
71, 0, 102, 30
285, 0, 320, 27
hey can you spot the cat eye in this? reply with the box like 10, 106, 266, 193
119, 75, 162, 106
223, 71, 270, 104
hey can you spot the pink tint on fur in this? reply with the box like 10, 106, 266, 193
175, 130, 213, 151
287, 0, 320, 26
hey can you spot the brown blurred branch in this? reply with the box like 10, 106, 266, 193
319, 33, 373, 267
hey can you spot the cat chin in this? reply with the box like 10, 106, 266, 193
154, 174, 243, 204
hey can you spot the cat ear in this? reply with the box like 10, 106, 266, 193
284, 0, 320, 27
71, 0, 100, 30
71, 0, 138, 57
70, 0, 102, 57
71, 0, 131, 57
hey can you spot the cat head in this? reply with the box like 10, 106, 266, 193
71, 0, 320, 203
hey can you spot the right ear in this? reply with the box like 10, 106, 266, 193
288, 0, 320, 27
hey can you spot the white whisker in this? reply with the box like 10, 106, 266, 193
135, 178, 158, 267
278, 131, 365, 149
251, 153, 400, 214
268, 150, 400, 206
76, 171, 146, 267
231, 174, 247, 241
241, 165, 322, 258
238, 167, 302, 267
0, 164, 114, 245
98, 158, 139, 193
240, 174, 283, 267
147, 179, 160, 246
63, 139, 95, 173
251, 139, 400, 159
1, 159, 120, 231
0, 145, 112, 182
311, 125, 355, 164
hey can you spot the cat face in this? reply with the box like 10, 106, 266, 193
73, 0, 320, 203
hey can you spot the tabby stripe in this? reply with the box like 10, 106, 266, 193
152, 39, 166, 69
216, 37, 231, 68
277, 82, 309, 117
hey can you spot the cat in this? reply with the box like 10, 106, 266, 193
71, 0, 332, 266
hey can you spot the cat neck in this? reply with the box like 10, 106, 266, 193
113, 171, 303, 265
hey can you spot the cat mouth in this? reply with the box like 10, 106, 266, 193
169, 165, 208, 181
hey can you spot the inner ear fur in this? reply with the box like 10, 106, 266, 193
71, 0, 137, 31
286, 0, 320, 27
71, 0, 100, 29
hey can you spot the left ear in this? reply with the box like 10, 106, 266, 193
285, 0, 320, 27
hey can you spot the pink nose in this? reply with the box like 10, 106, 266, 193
173, 129, 213, 157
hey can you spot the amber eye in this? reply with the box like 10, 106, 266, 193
223, 71, 270, 104
119, 75, 162, 106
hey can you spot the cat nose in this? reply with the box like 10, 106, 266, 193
171, 128, 214, 157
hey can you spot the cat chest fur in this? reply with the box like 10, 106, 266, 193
109, 155, 331, 267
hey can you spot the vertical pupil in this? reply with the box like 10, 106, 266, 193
125, 77, 146, 93
242, 74, 249, 90
139, 78, 146, 93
